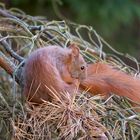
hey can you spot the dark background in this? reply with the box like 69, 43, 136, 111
1, 0, 140, 60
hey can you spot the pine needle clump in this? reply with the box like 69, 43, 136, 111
13, 94, 107, 139
0, 3, 140, 140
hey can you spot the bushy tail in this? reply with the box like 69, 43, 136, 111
80, 62, 140, 104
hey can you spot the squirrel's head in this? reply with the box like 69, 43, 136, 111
67, 44, 87, 81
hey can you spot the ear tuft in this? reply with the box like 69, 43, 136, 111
68, 43, 79, 57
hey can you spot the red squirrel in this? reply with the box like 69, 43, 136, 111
23, 44, 87, 103
80, 62, 140, 104
1, 45, 140, 105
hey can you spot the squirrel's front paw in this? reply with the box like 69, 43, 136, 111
73, 79, 80, 88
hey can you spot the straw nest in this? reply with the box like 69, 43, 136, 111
0, 3, 140, 140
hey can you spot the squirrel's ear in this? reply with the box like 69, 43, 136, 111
68, 44, 79, 57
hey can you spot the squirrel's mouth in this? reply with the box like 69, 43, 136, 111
71, 74, 79, 79
72, 76, 79, 79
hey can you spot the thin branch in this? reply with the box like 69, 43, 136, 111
0, 52, 23, 86
0, 9, 18, 19
0, 51, 15, 76
0, 37, 24, 62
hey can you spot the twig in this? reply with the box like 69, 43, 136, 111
0, 51, 15, 76
0, 37, 24, 62
0, 52, 23, 85
0, 92, 12, 113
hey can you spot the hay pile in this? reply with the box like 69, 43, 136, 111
0, 3, 140, 140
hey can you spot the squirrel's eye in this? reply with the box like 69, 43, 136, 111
81, 66, 85, 70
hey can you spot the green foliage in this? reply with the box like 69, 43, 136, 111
11, 0, 29, 5
62, 0, 140, 35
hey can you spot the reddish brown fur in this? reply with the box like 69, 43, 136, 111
80, 62, 140, 104
23, 45, 87, 103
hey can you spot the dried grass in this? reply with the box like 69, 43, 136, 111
12, 93, 107, 140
